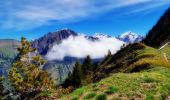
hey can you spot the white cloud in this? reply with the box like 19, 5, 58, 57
0, 0, 169, 30
126, 0, 169, 15
46, 35, 124, 61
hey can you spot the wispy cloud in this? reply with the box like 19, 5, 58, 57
0, 0, 169, 30
125, 0, 170, 15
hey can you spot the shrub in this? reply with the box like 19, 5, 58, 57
92, 88, 99, 92
71, 96, 78, 100
145, 94, 154, 100
95, 93, 107, 100
83, 92, 96, 99
105, 86, 118, 94
143, 76, 155, 83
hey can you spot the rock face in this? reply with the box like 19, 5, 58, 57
32, 29, 77, 55
117, 31, 144, 43
143, 7, 170, 48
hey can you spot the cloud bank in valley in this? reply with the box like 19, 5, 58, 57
46, 35, 124, 61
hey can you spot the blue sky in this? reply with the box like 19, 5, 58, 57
0, 0, 170, 40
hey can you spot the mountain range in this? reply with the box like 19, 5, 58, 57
117, 31, 144, 43
0, 30, 143, 59
0, 29, 143, 83
31, 29, 143, 58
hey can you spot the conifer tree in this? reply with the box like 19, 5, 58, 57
8, 37, 54, 98
62, 61, 82, 88
81, 55, 94, 84
82, 55, 93, 74
104, 50, 112, 61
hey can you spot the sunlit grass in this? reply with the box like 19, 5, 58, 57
61, 67, 170, 100
60, 44, 170, 100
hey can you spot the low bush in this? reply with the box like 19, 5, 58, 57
83, 92, 96, 99
105, 86, 118, 94
71, 96, 78, 100
95, 93, 106, 100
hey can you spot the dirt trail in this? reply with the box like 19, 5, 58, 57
163, 53, 169, 63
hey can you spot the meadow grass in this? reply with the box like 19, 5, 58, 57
60, 45, 170, 100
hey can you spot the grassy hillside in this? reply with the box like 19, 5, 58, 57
61, 67, 170, 100
60, 43, 170, 100
93, 43, 170, 82
160, 43, 170, 62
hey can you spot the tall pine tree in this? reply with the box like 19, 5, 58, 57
81, 55, 94, 84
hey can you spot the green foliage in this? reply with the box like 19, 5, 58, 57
105, 86, 118, 94
143, 76, 157, 83
71, 96, 79, 100
95, 93, 107, 100
83, 92, 96, 99
8, 37, 54, 99
62, 56, 99, 88
145, 94, 154, 100
82, 55, 93, 75
62, 61, 82, 88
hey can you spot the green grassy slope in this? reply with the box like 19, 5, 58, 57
160, 43, 170, 61
60, 43, 170, 100
62, 67, 170, 100
93, 43, 170, 82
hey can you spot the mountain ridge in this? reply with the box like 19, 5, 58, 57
117, 31, 144, 43
31, 29, 78, 55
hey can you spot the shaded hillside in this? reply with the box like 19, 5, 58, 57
93, 43, 170, 82
0, 39, 20, 75
143, 7, 170, 48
